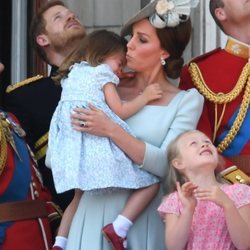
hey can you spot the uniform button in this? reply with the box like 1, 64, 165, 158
239, 179, 245, 184
34, 190, 39, 197
235, 175, 242, 181
32, 182, 37, 188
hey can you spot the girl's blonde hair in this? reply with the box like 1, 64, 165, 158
163, 131, 189, 194
163, 130, 224, 194
53, 29, 127, 84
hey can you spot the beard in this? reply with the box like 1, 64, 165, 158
48, 26, 86, 53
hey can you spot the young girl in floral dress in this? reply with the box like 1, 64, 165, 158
158, 130, 250, 250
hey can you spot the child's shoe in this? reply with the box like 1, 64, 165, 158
52, 246, 63, 250
102, 223, 126, 250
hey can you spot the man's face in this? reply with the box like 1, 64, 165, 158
220, 0, 250, 24
42, 5, 86, 51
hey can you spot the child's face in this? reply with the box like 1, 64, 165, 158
104, 51, 126, 78
176, 131, 219, 171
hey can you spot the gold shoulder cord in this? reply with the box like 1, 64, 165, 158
188, 62, 250, 153
0, 118, 8, 176
6, 75, 43, 93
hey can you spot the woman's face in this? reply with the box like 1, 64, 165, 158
126, 19, 167, 72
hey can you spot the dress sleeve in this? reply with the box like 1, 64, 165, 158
142, 88, 204, 178
96, 64, 120, 88
157, 192, 181, 220
231, 184, 250, 208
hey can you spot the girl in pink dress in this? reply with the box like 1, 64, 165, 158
158, 130, 250, 250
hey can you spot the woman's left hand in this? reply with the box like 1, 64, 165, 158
71, 103, 115, 137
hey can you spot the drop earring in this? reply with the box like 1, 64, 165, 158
160, 58, 166, 66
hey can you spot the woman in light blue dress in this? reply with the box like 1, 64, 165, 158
67, 1, 202, 249
47, 30, 165, 250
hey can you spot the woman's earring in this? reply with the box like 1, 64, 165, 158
160, 58, 166, 66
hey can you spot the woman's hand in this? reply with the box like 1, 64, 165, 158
71, 103, 115, 137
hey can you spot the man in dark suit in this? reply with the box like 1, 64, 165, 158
4, 0, 86, 211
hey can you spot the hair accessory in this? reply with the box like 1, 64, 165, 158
160, 58, 166, 65
149, 0, 199, 28
121, 0, 199, 36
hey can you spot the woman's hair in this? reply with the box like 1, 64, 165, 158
53, 29, 127, 84
209, 0, 225, 32
156, 18, 192, 79
30, 0, 66, 63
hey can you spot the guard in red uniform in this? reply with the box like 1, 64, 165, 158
180, 0, 250, 184
0, 110, 62, 250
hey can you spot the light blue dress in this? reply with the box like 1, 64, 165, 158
46, 61, 159, 193
66, 88, 204, 250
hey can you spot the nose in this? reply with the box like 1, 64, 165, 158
127, 36, 135, 50
67, 11, 76, 21
201, 142, 209, 148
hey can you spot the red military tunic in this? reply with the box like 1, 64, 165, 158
180, 37, 250, 182
0, 111, 62, 250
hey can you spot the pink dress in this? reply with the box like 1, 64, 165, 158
158, 184, 250, 250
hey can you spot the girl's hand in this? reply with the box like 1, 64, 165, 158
71, 104, 115, 137
194, 185, 234, 209
142, 83, 163, 102
177, 181, 197, 210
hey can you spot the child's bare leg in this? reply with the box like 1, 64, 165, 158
122, 183, 160, 221
54, 189, 83, 249
112, 183, 159, 238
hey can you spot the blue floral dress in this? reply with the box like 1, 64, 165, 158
46, 61, 159, 193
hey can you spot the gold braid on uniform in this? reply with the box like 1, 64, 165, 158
188, 62, 250, 154
0, 118, 9, 176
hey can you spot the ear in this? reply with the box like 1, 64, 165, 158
172, 158, 185, 170
36, 34, 49, 47
160, 49, 169, 61
215, 7, 226, 22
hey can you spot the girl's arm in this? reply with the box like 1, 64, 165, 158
104, 83, 162, 119
224, 203, 250, 249
165, 208, 194, 250
165, 182, 197, 249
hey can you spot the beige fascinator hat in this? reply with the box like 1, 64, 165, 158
121, 0, 199, 36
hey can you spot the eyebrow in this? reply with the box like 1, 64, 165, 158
135, 31, 150, 38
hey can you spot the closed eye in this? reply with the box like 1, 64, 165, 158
190, 141, 197, 146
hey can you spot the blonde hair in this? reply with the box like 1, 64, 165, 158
163, 131, 190, 194
163, 130, 224, 194
53, 29, 127, 84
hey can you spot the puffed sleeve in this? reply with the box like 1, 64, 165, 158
142, 88, 204, 178
96, 64, 120, 88
157, 192, 181, 220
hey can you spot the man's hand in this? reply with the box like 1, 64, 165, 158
0, 63, 4, 74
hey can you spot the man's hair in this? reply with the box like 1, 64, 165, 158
209, 0, 225, 31
30, 0, 66, 63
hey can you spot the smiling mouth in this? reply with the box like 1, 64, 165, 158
200, 149, 212, 155
66, 21, 81, 29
